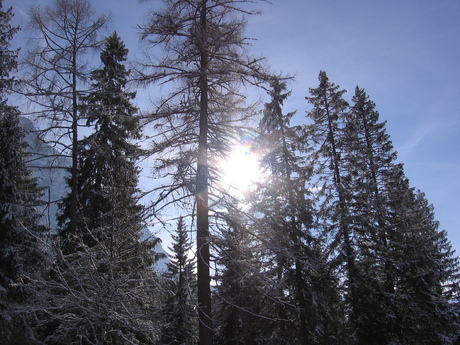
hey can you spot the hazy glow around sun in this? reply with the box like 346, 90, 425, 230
220, 145, 262, 194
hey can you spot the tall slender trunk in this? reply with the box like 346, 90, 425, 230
196, 2, 213, 344
69, 49, 78, 250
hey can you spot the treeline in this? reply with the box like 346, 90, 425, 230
1, 0, 459, 345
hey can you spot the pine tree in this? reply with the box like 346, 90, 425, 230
0, 2, 48, 342
342, 87, 458, 344
258, 79, 308, 343
339, 85, 460, 343
43, 32, 162, 344
57, 31, 142, 253
0, 111, 49, 345
161, 217, 198, 345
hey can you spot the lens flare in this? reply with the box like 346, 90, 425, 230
219, 130, 263, 196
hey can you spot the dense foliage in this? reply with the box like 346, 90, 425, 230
1, 0, 459, 344
0, 1, 48, 342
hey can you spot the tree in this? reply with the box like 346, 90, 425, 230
57, 31, 141, 252
213, 202, 266, 345
306, 80, 460, 344
0, 106, 49, 345
0, 2, 48, 342
254, 78, 342, 344
304, 71, 358, 336
40, 32, 163, 344
161, 216, 198, 345
342, 86, 460, 343
257, 79, 309, 343
382, 166, 460, 344
138, 1, 271, 343
23, 0, 108, 245
339, 86, 401, 343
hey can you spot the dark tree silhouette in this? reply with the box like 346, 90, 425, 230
138, 1, 272, 343
0, 2, 48, 342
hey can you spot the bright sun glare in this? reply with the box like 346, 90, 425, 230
220, 145, 262, 195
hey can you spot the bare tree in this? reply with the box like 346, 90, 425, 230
21, 0, 108, 242
137, 1, 272, 343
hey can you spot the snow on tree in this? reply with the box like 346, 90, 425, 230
305, 74, 460, 344
251, 78, 343, 344
304, 71, 359, 339
37, 32, 164, 344
338, 86, 403, 343
22, 0, 109, 244
213, 197, 272, 345
0, 1, 48, 342
161, 216, 198, 345
382, 166, 460, 344
342, 86, 460, 343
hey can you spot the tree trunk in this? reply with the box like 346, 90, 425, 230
69, 50, 79, 251
196, 2, 213, 344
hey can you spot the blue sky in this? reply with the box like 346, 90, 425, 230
8, 0, 460, 254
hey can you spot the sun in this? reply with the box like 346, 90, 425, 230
219, 145, 262, 195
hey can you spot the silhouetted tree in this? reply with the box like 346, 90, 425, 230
304, 72, 357, 338
138, 1, 272, 342
383, 166, 460, 344
254, 79, 343, 344
0, 2, 48, 342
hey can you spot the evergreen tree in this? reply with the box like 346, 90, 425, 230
254, 78, 343, 344
340, 86, 401, 343
313, 82, 460, 344
0, 2, 48, 342
383, 166, 460, 344
0, 110, 49, 345
304, 71, 356, 338
57, 31, 142, 252
43, 32, 162, 344
161, 217, 198, 345
213, 200, 267, 345
342, 86, 460, 343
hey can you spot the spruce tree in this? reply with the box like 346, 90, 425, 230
383, 166, 460, 344
304, 71, 357, 338
161, 217, 198, 345
254, 78, 343, 344
57, 31, 142, 252
0, 111, 49, 345
44, 32, 162, 344
0, 2, 48, 342
213, 200, 267, 345
343, 87, 458, 344
340, 86, 401, 343
339, 84, 460, 343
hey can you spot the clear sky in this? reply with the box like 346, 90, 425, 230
8, 0, 460, 254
